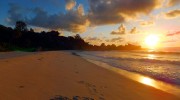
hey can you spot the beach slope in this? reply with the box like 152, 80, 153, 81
0, 51, 179, 100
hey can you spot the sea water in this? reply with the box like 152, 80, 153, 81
75, 50, 180, 86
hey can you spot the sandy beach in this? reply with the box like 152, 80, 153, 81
0, 51, 179, 100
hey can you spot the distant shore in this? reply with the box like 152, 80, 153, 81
0, 51, 179, 100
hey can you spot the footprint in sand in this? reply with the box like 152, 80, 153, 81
37, 57, 43, 61
50, 95, 94, 100
77, 81, 105, 100
75, 71, 79, 74
50, 95, 70, 100
99, 97, 105, 100
78, 81, 98, 94
18, 85, 24, 88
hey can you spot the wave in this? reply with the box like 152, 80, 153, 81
107, 50, 180, 54
76, 51, 180, 85
79, 52, 180, 65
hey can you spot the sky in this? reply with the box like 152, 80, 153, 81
0, 0, 180, 48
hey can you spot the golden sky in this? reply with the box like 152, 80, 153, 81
0, 0, 180, 48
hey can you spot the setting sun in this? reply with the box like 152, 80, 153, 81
145, 34, 159, 49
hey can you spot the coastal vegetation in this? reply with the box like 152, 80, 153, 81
0, 21, 141, 52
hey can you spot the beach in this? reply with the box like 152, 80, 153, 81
0, 51, 179, 100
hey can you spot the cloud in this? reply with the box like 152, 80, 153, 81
65, 0, 76, 10
140, 20, 154, 26
106, 37, 124, 42
168, 0, 180, 6
6, 3, 26, 25
165, 9, 180, 18
6, 0, 162, 33
31, 0, 62, 6
85, 37, 125, 45
85, 37, 103, 41
162, 40, 176, 43
88, 0, 161, 25
130, 27, 138, 34
166, 31, 180, 36
85, 37, 104, 45
111, 24, 138, 35
28, 7, 89, 33
77, 4, 85, 15
7, 4, 89, 33
111, 24, 126, 35
33, 27, 48, 32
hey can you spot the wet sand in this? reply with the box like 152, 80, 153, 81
0, 51, 179, 100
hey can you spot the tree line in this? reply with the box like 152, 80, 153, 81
0, 21, 141, 52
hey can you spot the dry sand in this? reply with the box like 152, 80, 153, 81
0, 51, 179, 100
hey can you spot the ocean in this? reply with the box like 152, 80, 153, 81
75, 50, 180, 86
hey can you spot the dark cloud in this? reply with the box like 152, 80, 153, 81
6, 3, 27, 25
28, 7, 89, 33
7, 0, 162, 33
168, 0, 180, 6
30, 0, 62, 6
7, 4, 89, 33
165, 9, 180, 18
111, 24, 126, 35
166, 31, 180, 36
88, 0, 161, 25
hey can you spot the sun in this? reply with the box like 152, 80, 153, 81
145, 34, 159, 49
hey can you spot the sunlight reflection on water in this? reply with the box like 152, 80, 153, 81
147, 54, 155, 59
86, 59, 180, 97
140, 77, 154, 86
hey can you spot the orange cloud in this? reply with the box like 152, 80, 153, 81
65, 0, 76, 10
165, 9, 180, 18
168, 0, 180, 6
85, 37, 104, 45
111, 24, 126, 35
140, 20, 154, 26
106, 37, 124, 42
130, 27, 139, 34
166, 31, 180, 36
111, 24, 139, 35
77, 4, 85, 15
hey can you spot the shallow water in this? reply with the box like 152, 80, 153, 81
86, 59, 180, 97
76, 51, 180, 85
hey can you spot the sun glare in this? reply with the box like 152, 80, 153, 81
140, 77, 154, 86
145, 34, 159, 49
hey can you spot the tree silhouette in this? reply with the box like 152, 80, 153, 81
100, 43, 105, 47
30, 28, 34, 32
0, 21, 142, 51
15, 21, 28, 32
74, 34, 82, 40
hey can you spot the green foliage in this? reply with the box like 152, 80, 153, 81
9, 46, 36, 52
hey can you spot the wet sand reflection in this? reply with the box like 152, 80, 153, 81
86, 59, 180, 97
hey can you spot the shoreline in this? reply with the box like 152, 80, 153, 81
0, 51, 179, 100
83, 58, 180, 97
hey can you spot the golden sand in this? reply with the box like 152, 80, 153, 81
0, 51, 179, 100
